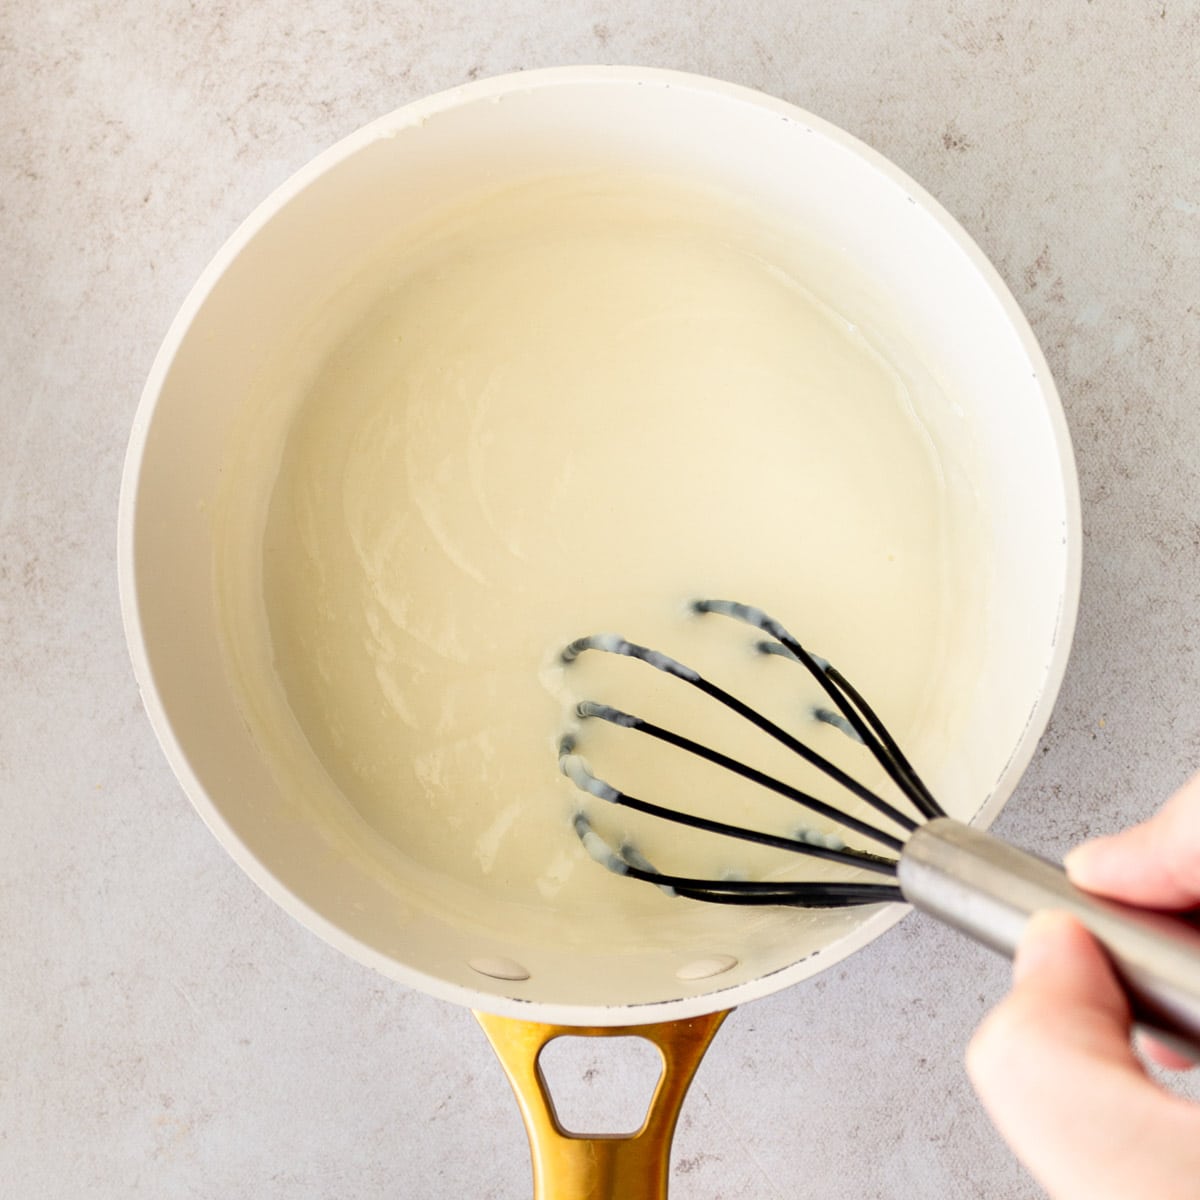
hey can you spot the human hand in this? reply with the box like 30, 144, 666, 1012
967, 772, 1200, 1200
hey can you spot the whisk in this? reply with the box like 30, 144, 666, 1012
558, 598, 1200, 1058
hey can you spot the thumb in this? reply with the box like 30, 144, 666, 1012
1065, 772, 1200, 909
969, 911, 1200, 1200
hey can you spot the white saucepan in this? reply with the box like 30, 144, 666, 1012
118, 67, 1080, 1197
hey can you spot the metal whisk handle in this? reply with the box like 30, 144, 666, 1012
898, 818, 1200, 1061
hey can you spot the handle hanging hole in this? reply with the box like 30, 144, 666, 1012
537, 1035, 664, 1135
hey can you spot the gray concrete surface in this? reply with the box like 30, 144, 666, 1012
4, 3, 1199, 1197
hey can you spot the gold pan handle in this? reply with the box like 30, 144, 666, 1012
475, 1008, 730, 1199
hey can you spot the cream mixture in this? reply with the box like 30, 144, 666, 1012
216, 174, 986, 942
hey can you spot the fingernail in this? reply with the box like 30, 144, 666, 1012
1062, 841, 1096, 876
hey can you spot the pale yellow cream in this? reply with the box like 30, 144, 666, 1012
216, 173, 987, 947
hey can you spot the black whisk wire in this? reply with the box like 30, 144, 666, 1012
626, 869, 905, 908
692, 599, 945, 820
562, 634, 919, 835
558, 602, 946, 909
818, 664, 944, 819
569, 812, 902, 908
577, 700, 905, 853
561, 742, 899, 876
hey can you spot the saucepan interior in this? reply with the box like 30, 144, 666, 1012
119, 67, 1079, 1024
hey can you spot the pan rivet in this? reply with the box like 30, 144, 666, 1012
469, 956, 531, 981
675, 955, 738, 981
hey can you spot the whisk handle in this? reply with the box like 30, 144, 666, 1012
897, 817, 1200, 1061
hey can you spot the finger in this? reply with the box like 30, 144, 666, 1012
969, 912, 1200, 1200
1136, 1031, 1198, 1073
1065, 772, 1200, 909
